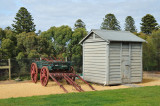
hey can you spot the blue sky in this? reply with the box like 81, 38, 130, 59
0, 0, 160, 32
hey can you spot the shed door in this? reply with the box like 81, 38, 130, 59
121, 43, 130, 83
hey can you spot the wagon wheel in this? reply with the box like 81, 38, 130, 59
40, 66, 49, 86
31, 63, 38, 83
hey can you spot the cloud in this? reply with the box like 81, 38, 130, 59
0, 0, 160, 32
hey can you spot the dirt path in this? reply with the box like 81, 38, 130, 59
0, 77, 160, 99
0, 80, 128, 99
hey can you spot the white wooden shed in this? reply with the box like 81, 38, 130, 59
79, 29, 145, 85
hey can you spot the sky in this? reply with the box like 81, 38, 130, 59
0, 0, 160, 32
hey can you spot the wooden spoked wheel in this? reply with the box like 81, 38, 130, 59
40, 66, 49, 86
31, 63, 38, 83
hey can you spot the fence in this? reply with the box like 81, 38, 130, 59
0, 59, 11, 80
0, 58, 82, 81
1, 57, 159, 81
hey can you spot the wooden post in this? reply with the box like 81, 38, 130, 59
8, 59, 11, 80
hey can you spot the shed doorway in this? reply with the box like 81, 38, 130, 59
121, 42, 131, 83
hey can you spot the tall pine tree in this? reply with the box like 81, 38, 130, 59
101, 13, 121, 30
74, 19, 86, 29
12, 7, 36, 34
140, 14, 158, 34
125, 16, 137, 32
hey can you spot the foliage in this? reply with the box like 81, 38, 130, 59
39, 26, 87, 72
4, 29, 17, 44
1, 38, 15, 58
140, 14, 158, 34
39, 26, 55, 41
142, 34, 157, 70
16, 32, 54, 58
68, 28, 87, 72
0, 6, 160, 73
0, 28, 5, 40
12, 7, 36, 34
151, 30, 160, 70
135, 29, 160, 71
54, 26, 72, 45
16, 32, 37, 55
0, 86, 160, 105
16, 52, 25, 60
37, 36, 54, 57
28, 50, 39, 58
124, 16, 137, 32
40, 25, 72, 58
74, 19, 86, 29
0, 28, 17, 59
10, 58, 34, 80
101, 13, 121, 30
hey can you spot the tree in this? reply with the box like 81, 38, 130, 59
12, 7, 36, 34
101, 13, 121, 30
125, 16, 137, 32
16, 32, 38, 58
68, 28, 87, 72
5, 26, 12, 30
37, 30, 42, 35
16, 32, 53, 58
1, 38, 15, 58
39, 26, 55, 41
4, 29, 17, 44
0, 28, 5, 40
151, 30, 160, 70
68, 28, 87, 57
53, 25, 72, 57
0, 28, 17, 58
140, 14, 158, 34
40, 25, 72, 57
74, 19, 86, 29
37, 36, 54, 56
136, 30, 160, 71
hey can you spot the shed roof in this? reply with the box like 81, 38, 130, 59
79, 29, 145, 44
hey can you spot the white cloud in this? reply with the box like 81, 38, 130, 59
0, 0, 160, 32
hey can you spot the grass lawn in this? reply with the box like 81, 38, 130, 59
0, 86, 160, 106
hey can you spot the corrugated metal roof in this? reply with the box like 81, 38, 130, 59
79, 29, 145, 44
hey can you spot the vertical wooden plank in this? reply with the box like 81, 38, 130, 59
8, 59, 11, 80
93, 33, 95, 39
121, 42, 130, 83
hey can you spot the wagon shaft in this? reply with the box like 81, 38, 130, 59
49, 73, 95, 92
31, 57, 95, 93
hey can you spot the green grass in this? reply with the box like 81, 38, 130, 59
0, 86, 160, 106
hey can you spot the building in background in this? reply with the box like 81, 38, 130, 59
80, 29, 145, 85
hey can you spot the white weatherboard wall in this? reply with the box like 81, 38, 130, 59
83, 33, 108, 84
108, 42, 122, 85
130, 43, 142, 83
